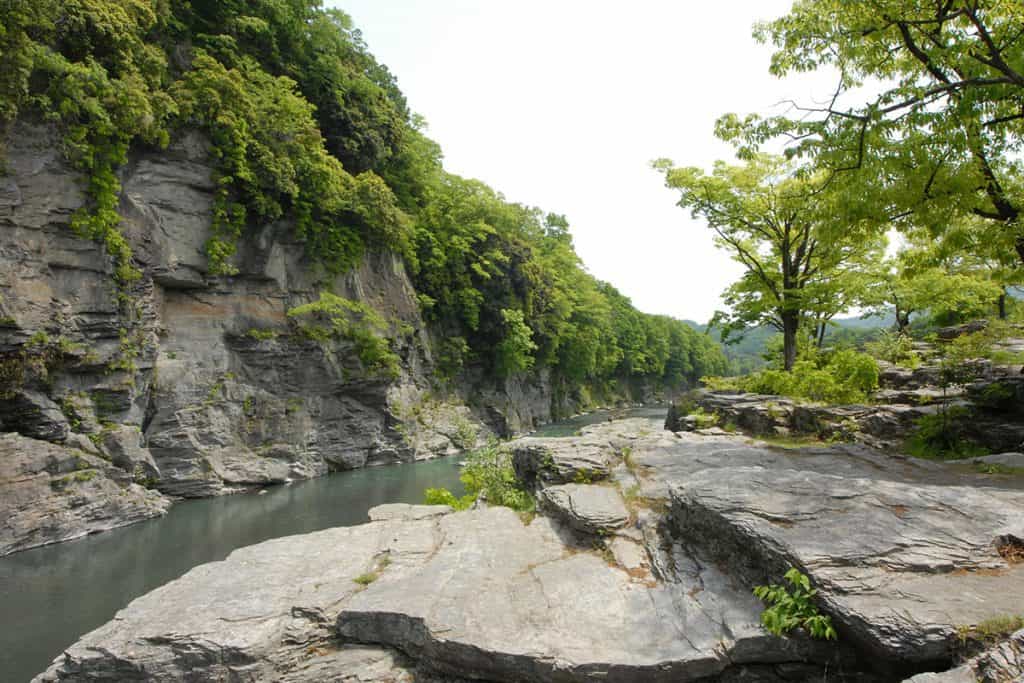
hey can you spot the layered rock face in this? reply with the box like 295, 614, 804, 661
678, 351, 1024, 453
0, 122, 560, 555
36, 419, 1024, 681
0, 432, 169, 555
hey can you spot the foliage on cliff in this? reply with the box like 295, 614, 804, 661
0, 0, 726, 393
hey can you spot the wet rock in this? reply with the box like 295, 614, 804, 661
0, 432, 170, 556
538, 483, 630, 534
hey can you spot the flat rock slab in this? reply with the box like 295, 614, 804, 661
336, 507, 841, 682
669, 465, 1024, 667
511, 436, 617, 486
538, 483, 629, 534
38, 504, 848, 682
35, 505, 448, 682
0, 433, 170, 556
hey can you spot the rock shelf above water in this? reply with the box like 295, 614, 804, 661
35, 419, 1024, 682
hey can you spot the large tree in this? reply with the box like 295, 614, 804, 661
655, 154, 883, 371
718, 0, 1024, 265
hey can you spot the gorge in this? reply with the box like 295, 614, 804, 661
2, 2, 1023, 681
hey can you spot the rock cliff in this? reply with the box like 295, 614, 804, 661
0, 122, 563, 555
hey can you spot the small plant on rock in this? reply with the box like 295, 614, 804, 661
424, 441, 534, 513
753, 568, 837, 640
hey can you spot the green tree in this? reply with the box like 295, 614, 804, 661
864, 236, 1005, 333
725, 0, 1024, 265
655, 154, 882, 370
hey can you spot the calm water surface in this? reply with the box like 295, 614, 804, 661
0, 406, 665, 682
530, 405, 665, 437
0, 456, 464, 682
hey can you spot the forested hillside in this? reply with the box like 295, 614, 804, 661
0, 0, 726, 398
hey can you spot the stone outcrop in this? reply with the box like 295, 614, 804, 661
537, 483, 630, 534
904, 628, 1024, 682
675, 351, 1024, 453
0, 432, 170, 556
37, 502, 857, 683
39, 419, 1024, 681
0, 121, 588, 553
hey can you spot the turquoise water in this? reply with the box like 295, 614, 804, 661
0, 406, 666, 682
0, 457, 464, 683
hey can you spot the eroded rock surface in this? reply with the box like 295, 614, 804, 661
35, 420, 1024, 681
538, 483, 630, 534
0, 432, 170, 556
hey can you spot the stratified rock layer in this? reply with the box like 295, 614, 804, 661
34, 420, 1024, 682
0, 432, 170, 556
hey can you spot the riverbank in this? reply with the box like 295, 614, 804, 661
1, 456, 465, 683
34, 416, 1024, 681
3, 407, 665, 682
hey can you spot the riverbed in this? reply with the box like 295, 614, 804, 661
1, 406, 664, 682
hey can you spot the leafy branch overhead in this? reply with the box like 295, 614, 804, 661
722, 1, 1024, 266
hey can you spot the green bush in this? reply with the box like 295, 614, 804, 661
865, 330, 920, 368
424, 442, 534, 513
704, 349, 878, 405
753, 568, 837, 640
905, 407, 989, 460
287, 292, 400, 378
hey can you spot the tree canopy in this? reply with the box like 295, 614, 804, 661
718, 0, 1024, 265
0, 0, 727, 402
655, 154, 884, 370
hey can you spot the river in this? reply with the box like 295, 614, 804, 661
0, 406, 664, 682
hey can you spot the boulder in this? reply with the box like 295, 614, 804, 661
538, 483, 630, 534
510, 436, 616, 486
903, 628, 1024, 682
669, 466, 1024, 671
0, 432, 170, 556
100, 425, 160, 482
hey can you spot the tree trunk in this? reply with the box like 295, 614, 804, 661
998, 290, 1007, 320
895, 307, 910, 334
782, 311, 799, 372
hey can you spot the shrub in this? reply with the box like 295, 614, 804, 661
704, 349, 878, 405
753, 568, 837, 640
905, 407, 989, 460
287, 292, 400, 378
423, 442, 534, 513
865, 330, 920, 367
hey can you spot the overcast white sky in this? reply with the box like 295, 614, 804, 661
333, 1, 837, 322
